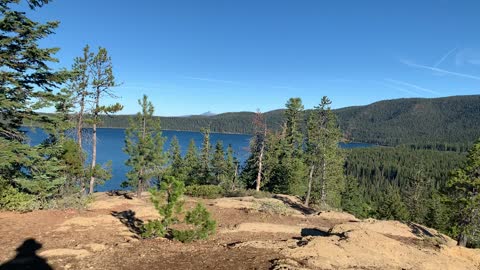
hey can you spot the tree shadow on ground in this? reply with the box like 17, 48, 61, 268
409, 223, 435, 238
107, 190, 133, 200
273, 195, 317, 215
0, 238, 52, 270
111, 210, 144, 237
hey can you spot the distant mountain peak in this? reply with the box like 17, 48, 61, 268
200, 111, 216, 116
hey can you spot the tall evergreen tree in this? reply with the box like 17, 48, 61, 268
211, 141, 227, 185
199, 128, 212, 184
341, 177, 368, 218
123, 95, 166, 198
284, 98, 304, 156
88, 47, 123, 194
241, 110, 268, 190
305, 97, 345, 208
446, 138, 480, 247
225, 144, 237, 190
70, 45, 93, 152
403, 167, 433, 224
252, 110, 267, 191
168, 136, 185, 181
0, 0, 78, 208
376, 185, 410, 222
264, 98, 308, 196
183, 139, 200, 185
0, 0, 65, 142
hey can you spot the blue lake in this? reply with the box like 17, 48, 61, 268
24, 128, 373, 191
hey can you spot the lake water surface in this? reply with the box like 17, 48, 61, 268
25, 128, 373, 191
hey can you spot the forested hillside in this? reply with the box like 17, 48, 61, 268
336, 95, 480, 147
97, 95, 480, 147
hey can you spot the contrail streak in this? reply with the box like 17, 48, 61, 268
385, 78, 440, 95
401, 60, 480, 81
434, 47, 457, 68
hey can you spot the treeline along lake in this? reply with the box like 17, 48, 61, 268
25, 127, 373, 191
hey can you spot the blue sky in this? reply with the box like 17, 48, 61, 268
29, 0, 480, 115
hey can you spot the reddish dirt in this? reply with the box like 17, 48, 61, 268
0, 193, 340, 270
3, 193, 477, 270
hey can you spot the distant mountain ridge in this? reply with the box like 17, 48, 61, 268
92, 95, 480, 147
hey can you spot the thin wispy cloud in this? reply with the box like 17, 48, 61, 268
434, 47, 456, 68
378, 81, 420, 96
385, 78, 441, 95
401, 59, 480, 81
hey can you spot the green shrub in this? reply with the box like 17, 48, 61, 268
45, 194, 92, 210
142, 176, 185, 238
142, 219, 167, 239
224, 188, 272, 199
172, 203, 216, 243
185, 185, 224, 199
0, 179, 38, 212
255, 200, 292, 215
142, 177, 217, 242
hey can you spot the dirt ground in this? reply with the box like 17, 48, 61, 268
0, 193, 479, 270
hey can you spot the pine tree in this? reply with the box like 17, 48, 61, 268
265, 98, 307, 196
305, 97, 345, 208
67, 45, 93, 193
183, 139, 200, 185
211, 141, 227, 185
403, 167, 433, 224
199, 128, 212, 184
341, 177, 368, 218
88, 47, 123, 194
446, 138, 480, 247
123, 95, 166, 198
376, 185, 410, 222
425, 192, 449, 233
0, 0, 78, 209
168, 136, 185, 181
262, 128, 287, 193
70, 45, 93, 152
284, 98, 304, 156
252, 110, 267, 191
0, 0, 65, 142
225, 144, 238, 190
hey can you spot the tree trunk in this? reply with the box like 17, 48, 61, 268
320, 158, 327, 207
89, 121, 97, 194
137, 176, 143, 198
458, 233, 468, 247
77, 93, 86, 194
256, 140, 265, 192
305, 165, 315, 206
137, 114, 146, 199
233, 163, 238, 191
76, 94, 85, 151
89, 91, 100, 195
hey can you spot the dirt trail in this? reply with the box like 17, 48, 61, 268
0, 193, 479, 270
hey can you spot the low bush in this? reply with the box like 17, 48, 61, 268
172, 203, 216, 243
0, 183, 38, 212
224, 189, 272, 199
142, 176, 217, 242
185, 185, 224, 199
255, 200, 292, 216
45, 194, 93, 210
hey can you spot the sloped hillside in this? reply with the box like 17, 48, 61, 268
335, 95, 480, 146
